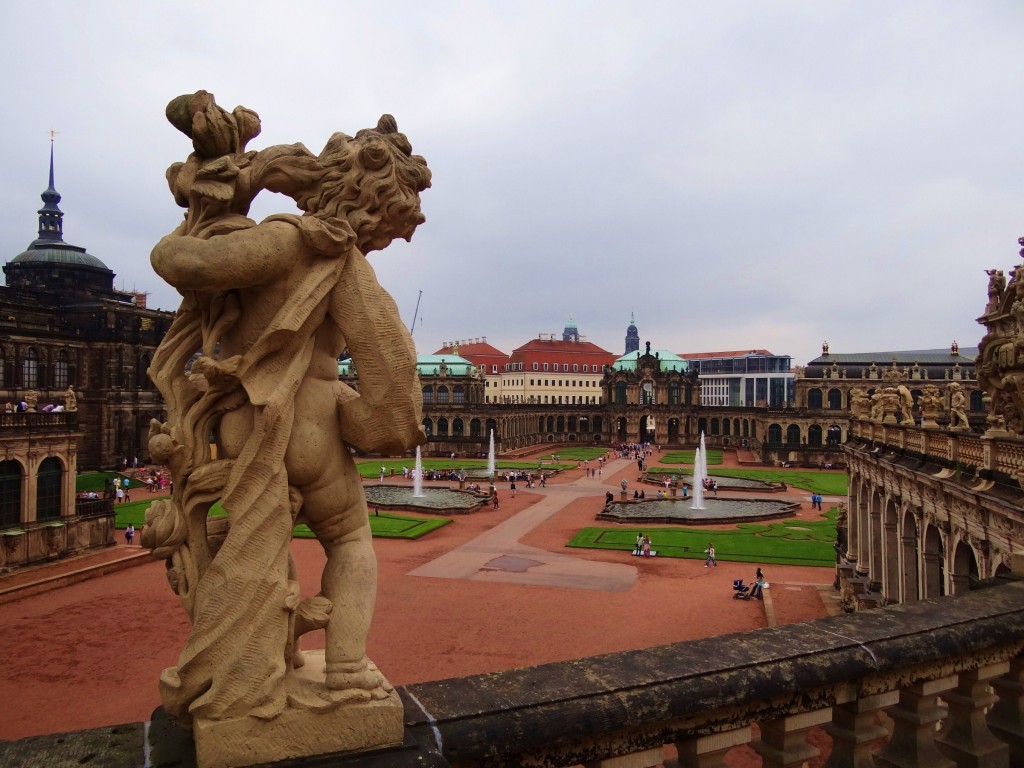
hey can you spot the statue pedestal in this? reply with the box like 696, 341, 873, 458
193, 651, 403, 768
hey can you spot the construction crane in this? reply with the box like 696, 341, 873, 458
409, 290, 423, 335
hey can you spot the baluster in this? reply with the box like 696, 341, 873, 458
936, 662, 1009, 767
674, 725, 751, 768
989, 657, 1024, 767
875, 675, 956, 768
823, 690, 898, 768
584, 745, 664, 768
751, 708, 832, 768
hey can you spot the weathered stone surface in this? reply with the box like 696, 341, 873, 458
143, 90, 430, 766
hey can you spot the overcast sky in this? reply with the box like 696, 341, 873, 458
2, 2, 1022, 365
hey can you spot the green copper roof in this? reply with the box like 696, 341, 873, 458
10, 241, 109, 271
339, 353, 477, 377
612, 349, 688, 373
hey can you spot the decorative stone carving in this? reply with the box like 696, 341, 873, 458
64, 385, 77, 412
24, 390, 38, 412
849, 387, 870, 419
142, 91, 430, 767
948, 382, 970, 432
919, 384, 943, 427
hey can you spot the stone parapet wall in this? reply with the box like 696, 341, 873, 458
0, 512, 115, 571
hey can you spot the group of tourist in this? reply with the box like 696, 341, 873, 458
809, 493, 824, 510
634, 532, 653, 557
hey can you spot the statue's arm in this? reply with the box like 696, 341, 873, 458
151, 220, 299, 291
333, 250, 425, 454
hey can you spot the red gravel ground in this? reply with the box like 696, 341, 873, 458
0, 452, 841, 766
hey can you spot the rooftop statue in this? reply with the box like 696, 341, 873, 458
142, 91, 429, 766
977, 239, 1024, 436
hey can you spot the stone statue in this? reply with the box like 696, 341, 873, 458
895, 384, 914, 423
849, 387, 870, 419
24, 389, 38, 412
948, 381, 970, 431
64, 385, 77, 412
141, 91, 429, 765
986, 269, 1006, 313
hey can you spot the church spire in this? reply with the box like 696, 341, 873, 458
37, 135, 64, 243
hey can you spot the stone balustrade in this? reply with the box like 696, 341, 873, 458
396, 579, 1024, 767
849, 419, 1024, 481
0, 410, 78, 431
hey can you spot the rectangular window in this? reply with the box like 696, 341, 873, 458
532, 362, 538, 371
583, 364, 588, 372
543, 363, 548, 371
573, 364, 578, 372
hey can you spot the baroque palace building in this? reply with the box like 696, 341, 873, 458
0, 148, 174, 567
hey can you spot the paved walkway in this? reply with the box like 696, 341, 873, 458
409, 458, 638, 591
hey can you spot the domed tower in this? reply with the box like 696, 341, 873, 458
4, 142, 117, 296
562, 315, 580, 343
624, 312, 640, 355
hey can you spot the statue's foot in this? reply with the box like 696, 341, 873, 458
325, 657, 393, 700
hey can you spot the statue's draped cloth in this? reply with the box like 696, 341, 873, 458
151, 215, 349, 721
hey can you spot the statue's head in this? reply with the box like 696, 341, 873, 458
301, 115, 432, 253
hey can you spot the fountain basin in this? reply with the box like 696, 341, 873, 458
365, 485, 486, 515
597, 498, 798, 525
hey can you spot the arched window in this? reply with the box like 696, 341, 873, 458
36, 457, 62, 521
22, 347, 39, 389
437, 386, 450, 404
136, 353, 151, 390
546, 416, 555, 432
470, 419, 481, 437
710, 418, 720, 436
437, 418, 449, 436
556, 416, 565, 432
640, 381, 655, 405
453, 418, 464, 437
567, 416, 576, 432
0, 460, 22, 527
786, 424, 801, 445
743, 420, 750, 437
615, 382, 627, 405
593, 416, 602, 434
453, 385, 466, 404
485, 419, 497, 438
698, 417, 708, 435
768, 424, 783, 444
422, 386, 434, 404
722, 419, 731, 436
0, 349, 5, 387
668, 382, 681, 405
538, 417, 545, 432
970, 390, 984, 412
807, 388, 823, 409
808, 424, 823, 446
421, 418, 433, 437
827, 389, 842, 410
54, 350, 69, 391
826, 424, 842, 445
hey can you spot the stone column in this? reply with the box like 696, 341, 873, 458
936, 663, 1010, 767
989, 656, 1024, 766
823, 690, 898, 768
675, 725, 751, 768
876, 676, 957, 768
751, 709, 831, 768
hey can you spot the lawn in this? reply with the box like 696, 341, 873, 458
111, 498, 450, 540
536, 447, 608, 462
660, 449, 723, 466
76, 471, 145, 493
644, 467, 848, 496
355, 458, 572, 478
567, 510, 838, 567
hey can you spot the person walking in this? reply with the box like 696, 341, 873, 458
751, 567, 766, 599
510, 479, 516, 498
704, 542, 717, 567
125, 524, 135, 545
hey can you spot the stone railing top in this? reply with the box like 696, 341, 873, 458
401, 581, 1024, 766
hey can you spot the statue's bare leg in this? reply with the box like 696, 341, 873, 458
300, 475, 387, 694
